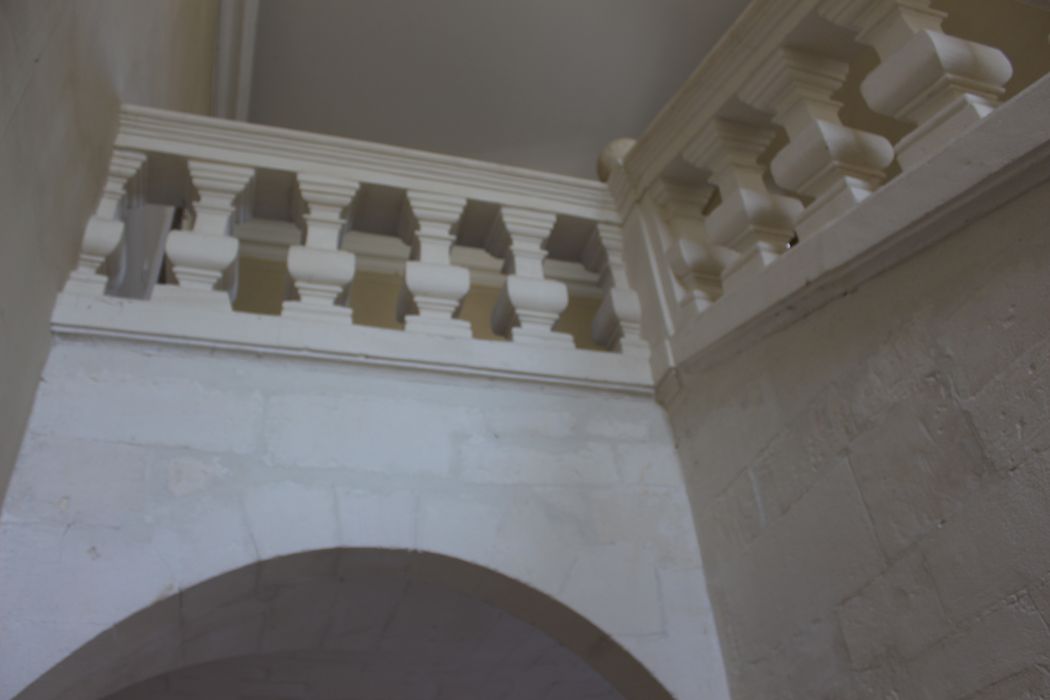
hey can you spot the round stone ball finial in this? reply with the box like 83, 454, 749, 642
597, 138, 637, 182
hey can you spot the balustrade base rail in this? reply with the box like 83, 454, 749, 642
51, 292, 654, 394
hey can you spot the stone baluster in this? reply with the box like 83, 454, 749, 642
399, 190, 472, 337
491, 207, 573, 348
283, 173, 359, 321
683, 119, 803, 294
585, 223, 650, 357
649, 181, 725, 316
846, 0, 1013, 170
65, 149, 147, 295
742, 48, 895, 240
158, 160, 254, 307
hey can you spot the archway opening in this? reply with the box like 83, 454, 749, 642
17, 548, 670, 700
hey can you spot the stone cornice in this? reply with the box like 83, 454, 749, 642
52, 294, 653, 395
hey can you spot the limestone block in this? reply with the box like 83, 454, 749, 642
923, 455, 1050, 624
457, 435, 620, 485
836, 549, 951, 668
848, 374, 989, 559
902, 595, 1050, 700
669, 366, 783, 500
30, 364, 263, 455
335, 488, 416, 550
964, 339, 1050, 473
483, 405, 577, 439
1, 435, 149, 528
614, 442, 685, 487
0, 520, 176, 691
151, 491, 260, 593
560, 542, 662, 636
713, 461, 885, 661
263, 393, 457, 475
242, 482, 341, 560
582, 412, 653, 442
965, 667, 1050, 700
932, 192, 1050, 398
588, 491, 701, 566
708, 469, 766, 551
749, 385, 856, 518
483, 492, 588, 596
415, 494, 507, 569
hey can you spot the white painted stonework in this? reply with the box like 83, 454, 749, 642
0, 336, 727, 700
2, 1, 1049, 698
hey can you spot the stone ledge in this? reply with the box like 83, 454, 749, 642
50, 293, 654, 395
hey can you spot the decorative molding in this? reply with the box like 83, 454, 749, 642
117, 105, 620, 224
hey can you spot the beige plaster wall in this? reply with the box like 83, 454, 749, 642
0, 0, 219, 507
668, 178, 1050, 698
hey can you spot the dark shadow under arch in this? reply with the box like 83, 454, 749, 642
16, 548, 671, 700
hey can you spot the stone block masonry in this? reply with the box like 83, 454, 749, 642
0, 334, 729, 700
668, 178, 1050, 699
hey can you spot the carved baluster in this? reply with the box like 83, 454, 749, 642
283, 174, 359, 321
157, 160, 253, 307
743, 48, 895, 239
649, 181, 725, 316
848, 0, 1013, 170
585, 223, 649, 357
65, 149, 147, 295
399, 191, 472, 337
683, 119, 803, 294
491, 207, 573, 347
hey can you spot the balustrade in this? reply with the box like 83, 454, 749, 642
600, 0, 1049, 378
283, 174, 359, 320
58, 0, 1048, 390
400, 191, 473, 338
65, 149, 146, 295
491, 207, 574, 348
154, 159, 254, 307
60, 104, 646, 391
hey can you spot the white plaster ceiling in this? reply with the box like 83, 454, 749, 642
248, 0, 751, 179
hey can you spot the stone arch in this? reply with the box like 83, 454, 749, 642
2, 339, 725, 698
14, 548, 671, 700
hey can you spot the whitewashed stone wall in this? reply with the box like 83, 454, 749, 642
668, 179, 1050, 698
0, 337, 728, 700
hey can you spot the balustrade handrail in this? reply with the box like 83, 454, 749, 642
59, 103, 653, 394
601, 0, 1050, 390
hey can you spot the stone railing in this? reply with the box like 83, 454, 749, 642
56, 105, 652, 393
603, 0, 1050, 389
